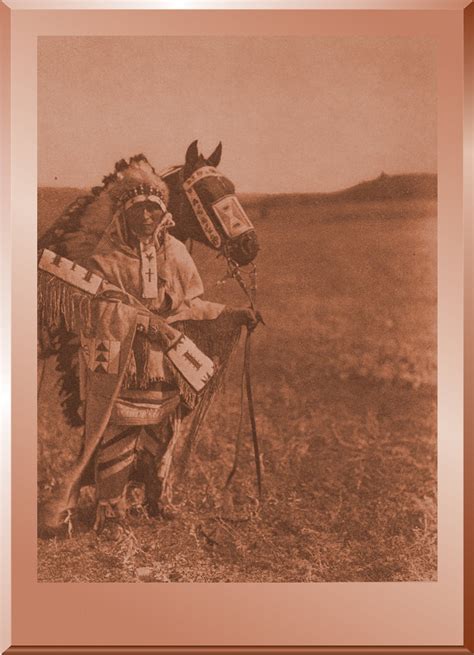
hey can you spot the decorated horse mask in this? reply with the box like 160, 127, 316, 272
166, 141, 259, 266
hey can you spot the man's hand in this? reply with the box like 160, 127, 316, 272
227, 307, 263, 332
136, 315, 180, 350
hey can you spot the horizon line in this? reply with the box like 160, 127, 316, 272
38, 170, 438, 196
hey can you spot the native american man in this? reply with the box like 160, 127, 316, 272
38, 163, 257, 535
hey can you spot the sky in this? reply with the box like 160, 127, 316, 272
38, 36, 436, 193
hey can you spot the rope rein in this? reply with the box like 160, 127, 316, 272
224, 256, 262, 500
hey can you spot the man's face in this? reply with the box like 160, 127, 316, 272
124, 200, 165, 238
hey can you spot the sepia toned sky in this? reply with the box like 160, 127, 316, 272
38, 36, 436, 193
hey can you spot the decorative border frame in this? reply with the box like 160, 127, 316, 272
0, 1, 472, 653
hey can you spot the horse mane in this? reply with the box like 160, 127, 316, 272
159, 164, 182, 180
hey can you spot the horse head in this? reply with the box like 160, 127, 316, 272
162, 140, 259, 266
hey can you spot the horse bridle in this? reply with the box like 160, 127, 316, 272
181, 165, 223, 249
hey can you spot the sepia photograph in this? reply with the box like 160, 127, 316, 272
36, 34, 437, 583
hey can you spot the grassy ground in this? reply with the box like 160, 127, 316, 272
37, 195, 437, 582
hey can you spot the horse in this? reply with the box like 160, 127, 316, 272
38, 141, 260, 428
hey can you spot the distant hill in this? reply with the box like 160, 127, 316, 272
327, 172, 437, 202
240, 173, 437, 209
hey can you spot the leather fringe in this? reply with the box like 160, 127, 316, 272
38, 269, 92, 334
38, 269, 240, 442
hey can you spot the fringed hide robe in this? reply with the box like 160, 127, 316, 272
39, 215, 240, 530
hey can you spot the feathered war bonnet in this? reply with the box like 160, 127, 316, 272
76, 155, 172, 253
107, 155, 170, 213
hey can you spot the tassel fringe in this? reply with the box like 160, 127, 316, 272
38, 270, 242, 468
38, 269, 92, 334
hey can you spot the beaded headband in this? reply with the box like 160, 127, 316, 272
120, 184, 167, 213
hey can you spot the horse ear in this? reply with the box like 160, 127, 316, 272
185, 140, 199, 167
207, 142, 222, 168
